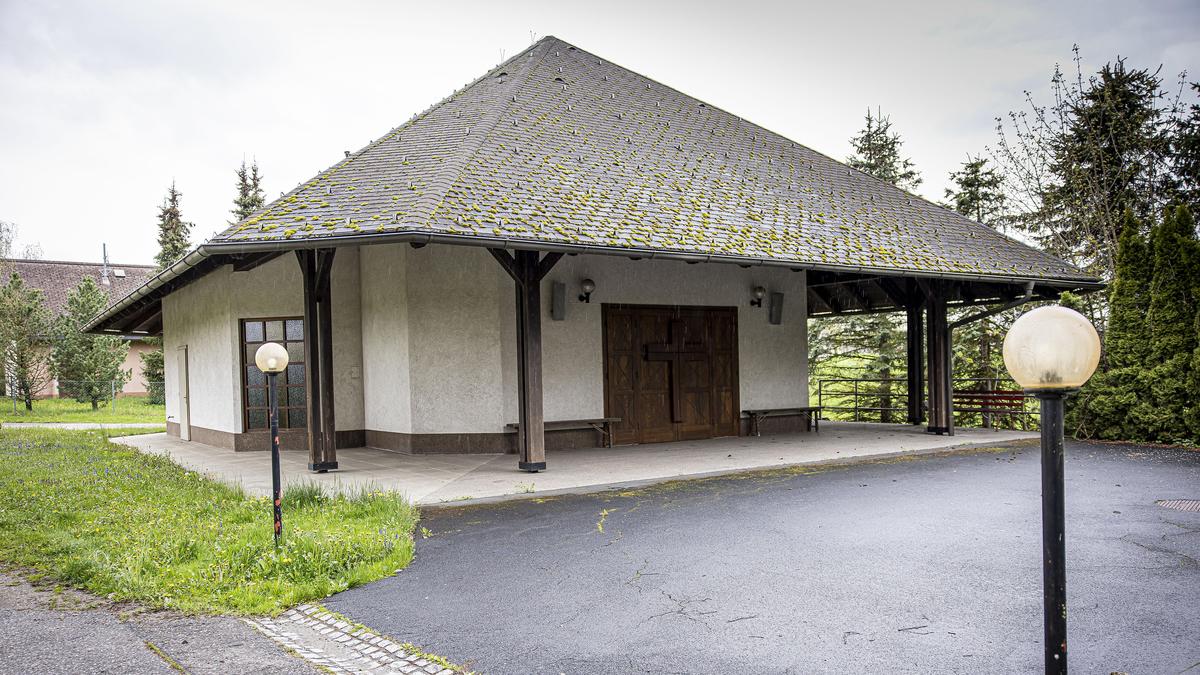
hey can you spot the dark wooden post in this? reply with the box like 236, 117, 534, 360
297, 248, 338, 472
925, 281, 954, 435
490, 248, 563, 472
905, 300, 924, 426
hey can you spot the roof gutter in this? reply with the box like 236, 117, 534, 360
84, 245, 214, 333
201, 230, 1104, 288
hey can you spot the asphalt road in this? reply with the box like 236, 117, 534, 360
328, 441, 1200, 674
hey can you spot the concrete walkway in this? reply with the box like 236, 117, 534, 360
115, 422, 1036, 505
3, 422, 165, 429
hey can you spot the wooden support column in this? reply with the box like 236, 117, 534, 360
924, 281, 954, 435
297, 248, 338, 472
905, 300, 924, 426
490, 248, 563, 472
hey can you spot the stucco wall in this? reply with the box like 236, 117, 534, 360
162, 243, 808, 441
367, 245, 808, 433
163, 267, 236, 432
404, 246, 509, 434
163, 251, 364, 435
359, 244, 413, 433
528, 254, 809, 425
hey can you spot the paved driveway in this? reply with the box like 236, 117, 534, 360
328, 441, 1200, 674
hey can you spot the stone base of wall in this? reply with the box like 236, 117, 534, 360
164, 418, 821, 454
165, 422, 365, 452
365, 428, 601, 454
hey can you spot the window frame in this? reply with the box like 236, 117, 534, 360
239, 317, 308, 432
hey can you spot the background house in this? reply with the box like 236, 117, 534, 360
3, 257, 157, 397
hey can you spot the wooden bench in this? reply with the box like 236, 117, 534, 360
742, 406, 823, 436
952, 390, 1028, 415
505, 417, 622, 448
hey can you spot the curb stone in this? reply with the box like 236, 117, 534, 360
245, 604, 462, 675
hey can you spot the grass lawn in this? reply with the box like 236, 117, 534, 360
0, 396, 167, 424
0, 428, 418, 614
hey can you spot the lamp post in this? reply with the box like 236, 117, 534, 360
255, 342, 289, 546
1002, 305, 1100, 674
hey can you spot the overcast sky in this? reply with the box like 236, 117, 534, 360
1, 0, 1196, 265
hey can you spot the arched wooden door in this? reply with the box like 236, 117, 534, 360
603, 304, 738, 444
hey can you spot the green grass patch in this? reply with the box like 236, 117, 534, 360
0, 396, 166, 424
0, 428, 418, 615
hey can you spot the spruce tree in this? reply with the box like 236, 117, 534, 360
809, 111, 921, 422
50, 277, 131, 409
155, 182, 193, 270
944, 157, 1006, 227
944, 155, 1010, 424
846, 109, 922, 192
231, 159, 266, 222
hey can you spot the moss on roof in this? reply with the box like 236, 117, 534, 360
213, 36, 1092, 283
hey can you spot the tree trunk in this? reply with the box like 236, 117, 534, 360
91, 399, 98, 410
24, 394, 32, 411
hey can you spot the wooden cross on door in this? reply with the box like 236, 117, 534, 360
645, 319, 706, 423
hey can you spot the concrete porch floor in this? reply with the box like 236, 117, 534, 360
114, 422, 1036, 505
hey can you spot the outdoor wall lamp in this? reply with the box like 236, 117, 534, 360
1002, 305, 1100, 675
579, 278, 596, 303
750, 286, 767, 307
255, 342, 289, 547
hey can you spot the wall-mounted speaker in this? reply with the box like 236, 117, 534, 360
768, 292, 784, 325
551, 282, 566, 321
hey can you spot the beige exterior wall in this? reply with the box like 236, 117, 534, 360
31, 338, 154, 398
159, 243, 808, 440
163, 251, 364, 434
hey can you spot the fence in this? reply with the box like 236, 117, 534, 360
815, 377, 1039, 430
6, 380, 166, 413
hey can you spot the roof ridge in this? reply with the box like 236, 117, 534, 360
418, 38, 554, 225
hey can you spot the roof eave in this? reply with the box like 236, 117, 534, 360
87, 233, 1102, 333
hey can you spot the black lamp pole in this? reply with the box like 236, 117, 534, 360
267, 371, 283, 546
1035, 389, 1071, 674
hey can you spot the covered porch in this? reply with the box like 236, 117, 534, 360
115, 421, 1036, 505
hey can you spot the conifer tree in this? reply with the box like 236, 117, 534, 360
1135, 206, 1200, 441
0, 273, 54, 410
1105, 210, 1154, 370
944, 156, 1011, 423
810, 110, 921, 421
1071, 211, 1152, 439
50, 277, 130, 410
847, 108, 922, 192
155, 182, 193, 270
944, 157, 1006, 228
231, 159, 266, 222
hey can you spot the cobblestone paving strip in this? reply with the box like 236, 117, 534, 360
245, 604, 463, 675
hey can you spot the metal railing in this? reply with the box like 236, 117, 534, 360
815, 377, 1039, 430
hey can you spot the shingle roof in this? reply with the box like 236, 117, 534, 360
3, 258, 157, 316
215, 36, 1091, 283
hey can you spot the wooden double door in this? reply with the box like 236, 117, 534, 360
603, 305, 739, 444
